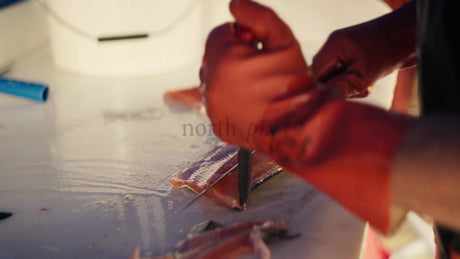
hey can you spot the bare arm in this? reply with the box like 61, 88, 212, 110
392, 115, 460, 230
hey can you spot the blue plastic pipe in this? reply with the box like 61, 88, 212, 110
0, 77, 48, 102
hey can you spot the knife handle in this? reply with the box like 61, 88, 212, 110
233, 23, 262, 50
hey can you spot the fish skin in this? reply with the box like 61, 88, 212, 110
170, 144, 283, 209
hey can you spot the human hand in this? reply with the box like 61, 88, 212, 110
201, 0, 314, 150
202, 0, 418, 234
311, 1, 416, 98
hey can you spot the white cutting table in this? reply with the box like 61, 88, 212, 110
0, 1, 395, 258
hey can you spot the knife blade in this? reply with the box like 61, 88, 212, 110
237, 148, 252, 209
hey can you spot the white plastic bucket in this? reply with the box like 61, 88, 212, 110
44, 0, 204, 76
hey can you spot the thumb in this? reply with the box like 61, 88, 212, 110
311, 41, 345, 83
319, 70, 368, 99
230, 0, 296, 50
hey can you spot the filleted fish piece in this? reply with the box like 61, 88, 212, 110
170, 144, 283, 210
130, 220, 291, 259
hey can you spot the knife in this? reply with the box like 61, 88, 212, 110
234, 24, 259, 210
181, 24, 259, 211
237, 148, 252, 209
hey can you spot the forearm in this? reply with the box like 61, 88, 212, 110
390, 67, 417, 113
392, 115, 460, 230
378, 0, 416, 68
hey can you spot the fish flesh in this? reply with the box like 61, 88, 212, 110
170, 144, 283, 210
130, 220, 290, 259
163, 86, 204, 112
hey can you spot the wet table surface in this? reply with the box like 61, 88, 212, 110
0, 1, 395, 258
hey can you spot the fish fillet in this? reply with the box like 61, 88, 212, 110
170, 144, 283, 210
163, 86, 204, 112
131, 220, 289, 259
